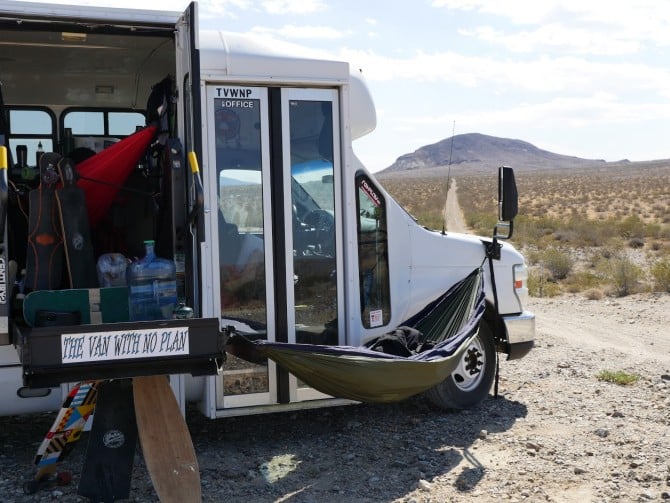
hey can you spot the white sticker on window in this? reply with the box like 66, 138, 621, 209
369, 310, 383, 328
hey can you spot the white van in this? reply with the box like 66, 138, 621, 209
0, 1, 534, 419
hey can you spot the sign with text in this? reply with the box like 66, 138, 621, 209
61, 327, 190, 364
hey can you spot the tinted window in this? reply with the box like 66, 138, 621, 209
357, 175, 391, 328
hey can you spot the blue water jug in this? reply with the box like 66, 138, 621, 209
127, 240, 177, 321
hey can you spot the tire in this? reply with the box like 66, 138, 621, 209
425, 320, 496, 410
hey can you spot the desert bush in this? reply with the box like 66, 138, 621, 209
527, 268, 561, 297
651, 258, 670, 292
564, 270, 604, 292
568, 217, 613, 247
526, 268, 541, 297
542, 247, 574, 280
617, 215, 644, 239
466, 213, 497, 236
513, 215, 555, 246
596, 369, 639, 386
605, 256, 643, 297
583, 288, 604, 300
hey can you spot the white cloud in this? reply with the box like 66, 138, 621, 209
261, 0, 327, 15
460, 24, 641, 55
433, 0, 670, 51
252, 24, 345, 40
340, 47, 670, 100
431, 0, 560, 25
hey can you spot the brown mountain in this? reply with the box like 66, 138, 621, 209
380, 133, 626, 174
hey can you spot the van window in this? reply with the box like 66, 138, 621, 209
63, 110, 145, 136
356, 175, 391, 328
6, 108, 55, 168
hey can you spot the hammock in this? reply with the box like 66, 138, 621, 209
75, 125, 158, 227
228, 267, 486, 403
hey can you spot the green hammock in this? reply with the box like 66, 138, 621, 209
228, 267, 485, 403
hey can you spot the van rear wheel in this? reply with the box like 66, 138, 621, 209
425, 320, 496, 410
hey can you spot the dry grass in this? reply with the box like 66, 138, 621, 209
378, 162, 670, 297
378, 176, 450, 231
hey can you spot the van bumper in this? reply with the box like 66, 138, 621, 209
502, 310, 535, 360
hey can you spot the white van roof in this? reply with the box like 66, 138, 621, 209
199, 31, 350, 83
0, 0, 181, 26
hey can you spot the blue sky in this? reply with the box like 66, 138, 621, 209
15, 0, 670, 171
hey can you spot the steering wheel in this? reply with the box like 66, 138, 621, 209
302, 209, 335, 254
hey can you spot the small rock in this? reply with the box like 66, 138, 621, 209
526, 441, 541, 451
574, 466, 587, 475
418, 479, 432, 491
595, 428, 610, 438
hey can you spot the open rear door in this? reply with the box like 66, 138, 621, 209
174, 2, 205, 316
176, 2, 201, 157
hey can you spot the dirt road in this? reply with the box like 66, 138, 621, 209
444, 179, 469, 234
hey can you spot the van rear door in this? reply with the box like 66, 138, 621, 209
174, 2, 204, 314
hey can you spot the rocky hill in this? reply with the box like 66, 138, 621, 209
380, 132, 634, 175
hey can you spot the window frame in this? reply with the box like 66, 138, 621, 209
355, 172, 392, 329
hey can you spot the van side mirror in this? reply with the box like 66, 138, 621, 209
499, 166, 518, 221
495, 166, 518, 239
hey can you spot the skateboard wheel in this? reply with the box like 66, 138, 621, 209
57, 471, 73, 485
23, 479, 40, 494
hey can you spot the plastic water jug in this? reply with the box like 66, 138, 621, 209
127, 240, 177, 321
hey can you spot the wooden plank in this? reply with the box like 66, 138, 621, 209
133, 375, 201, 503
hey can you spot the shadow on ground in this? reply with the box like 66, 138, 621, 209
187, 394, 528, 502
0, 392, 526, 502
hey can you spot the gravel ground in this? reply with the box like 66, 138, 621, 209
1, 292, 669, 502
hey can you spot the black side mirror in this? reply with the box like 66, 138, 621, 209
494, 166, 518, 240
498, 166, 518, 221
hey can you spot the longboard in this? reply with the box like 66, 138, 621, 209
0, 147, 9, 341
23, 286, 129, 327
24, 152, 64, 291
55, 157, 98, 289
133, 375, 201, 502
78, 379, 138, 502
25, 381, 99, 494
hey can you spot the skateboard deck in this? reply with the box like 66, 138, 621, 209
0, 147, 9, 340
133, 375, 201, 503
24, 152, 64, 291
31, 381, 99, 482
23, 286, 129, 327
78, 379, 138, 502
55, 157, 97, 289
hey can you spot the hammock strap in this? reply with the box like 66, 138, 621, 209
483, 238, 502, 399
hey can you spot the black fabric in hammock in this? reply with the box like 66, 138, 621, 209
228, 267, 486, 403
